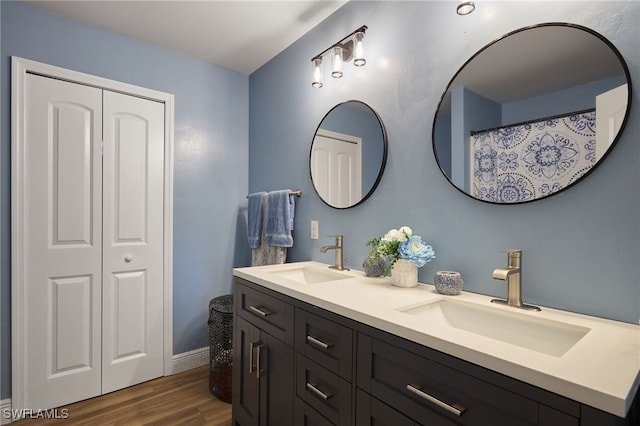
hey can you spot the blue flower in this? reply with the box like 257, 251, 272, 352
398, 236, 435, 268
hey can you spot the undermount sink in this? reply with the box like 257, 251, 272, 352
398, 299, 590, 357
267, 265, 350, 284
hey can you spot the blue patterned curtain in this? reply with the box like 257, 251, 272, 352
470, 110, 596, 203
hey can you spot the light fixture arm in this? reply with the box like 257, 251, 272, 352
311, 25, 368, 62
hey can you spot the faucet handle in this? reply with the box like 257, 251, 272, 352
500, 249, 521, 268
327, 234, 343, 242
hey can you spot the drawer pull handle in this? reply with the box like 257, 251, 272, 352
406, 384, 466, 417
306, 382, 332, 401
306, 335, 332, 350
248, 305, 271, 317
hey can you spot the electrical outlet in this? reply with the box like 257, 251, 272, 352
311, 220, 319, 239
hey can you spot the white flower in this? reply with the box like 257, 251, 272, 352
383, 226, 412, 242
399, 226, 412, 238
382, 228, 402, 242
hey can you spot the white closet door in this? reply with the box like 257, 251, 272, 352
595, 83, 628, 159
101, 91, 165, 393
23, 74, 103, 409
311, 130, 362, 208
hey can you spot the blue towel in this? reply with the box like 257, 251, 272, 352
265, 190, 295, 247
247, 192, 266, 249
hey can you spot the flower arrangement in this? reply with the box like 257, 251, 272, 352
366, 226, 435, 276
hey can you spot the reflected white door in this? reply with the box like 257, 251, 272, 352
102, 91, 164, 393
311, 129, 362, 208
595, 83, 627, 159
20, 74, 164, 409
23, 74, 103, 409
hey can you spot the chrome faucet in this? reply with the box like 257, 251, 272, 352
320, 235, 349, 271
491, 249, 540, 311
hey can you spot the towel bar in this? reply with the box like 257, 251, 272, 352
247, 189, 302, 198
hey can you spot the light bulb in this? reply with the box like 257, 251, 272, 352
312, 57, 323, 88
331, 46, 343, 78
353, 31, 366, 67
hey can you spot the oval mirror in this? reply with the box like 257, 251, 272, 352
310, 100, 388, 209
433, 23, 631, 204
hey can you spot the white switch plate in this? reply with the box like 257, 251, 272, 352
311, 220, 319, 239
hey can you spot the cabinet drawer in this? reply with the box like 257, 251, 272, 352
295, 396, 336, 426
296, 353, 352, 425
295, 307, 353, 380
235, 280, 294, 345
357, 333, 539, 425
356, 389, 419, 426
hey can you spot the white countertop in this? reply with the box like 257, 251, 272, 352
233, 261, 640, 418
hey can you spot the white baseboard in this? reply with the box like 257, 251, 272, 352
171, 346, 209, 375
1, 399, 13, 425
0, 347, 211, 424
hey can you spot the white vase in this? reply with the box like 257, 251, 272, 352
391, 259, 418, 288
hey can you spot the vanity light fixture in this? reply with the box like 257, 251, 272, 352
311, 25, 368, 88
312, 57, 323, 88
456, 1, 475, 15
331, 45, 344, 78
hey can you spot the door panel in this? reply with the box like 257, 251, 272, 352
51, 103, 95, 245
49, 275, 93, 376
595, 83, 627, 158
112, 113, 148, 242
111, 270, 147, 360
102, 90, 165, 393
311, 130, 362, 208
24, 74, 103, 409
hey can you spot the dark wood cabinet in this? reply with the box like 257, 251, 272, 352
233, 280, 295, 426
356, 332, 574, 426
296, 353, 352, 425
356, 389, 420, 426
232, 277, 638, 426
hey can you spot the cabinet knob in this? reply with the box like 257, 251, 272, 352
124, 255, 133, 263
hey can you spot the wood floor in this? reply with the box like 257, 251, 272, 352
11, 366, 232, 425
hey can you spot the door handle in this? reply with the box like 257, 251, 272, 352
249, 341, 255, 374
254, 344, 265, 379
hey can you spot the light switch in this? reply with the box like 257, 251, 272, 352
311, 220, 319, 239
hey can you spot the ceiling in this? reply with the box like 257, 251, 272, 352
24, 0, 348, 75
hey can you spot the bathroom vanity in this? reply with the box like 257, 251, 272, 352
231, 262, 639, 425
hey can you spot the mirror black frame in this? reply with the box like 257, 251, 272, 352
310, 100, 388, 209
432, 22, 632, 205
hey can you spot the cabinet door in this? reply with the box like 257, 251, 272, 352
233, 315, 295, 426
259, 332, 295, 426
233, 317, 261, 426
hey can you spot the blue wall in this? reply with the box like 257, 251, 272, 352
1, 0, 638, 405
0, 1, 249, 399
249, 0, 638, 331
